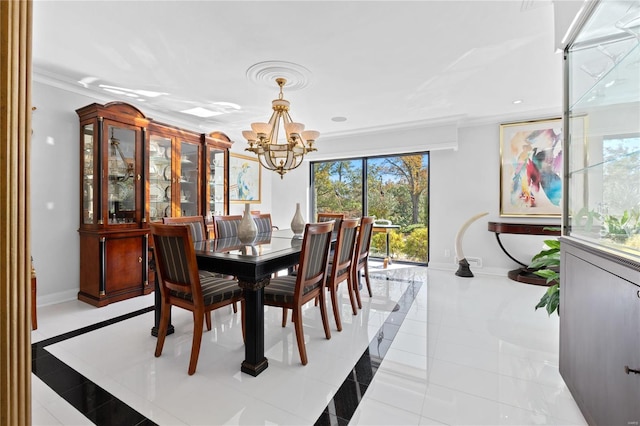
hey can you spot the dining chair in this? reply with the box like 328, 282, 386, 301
162, 215, 207, 241
325, 218, 359, 331
251, 212, 278, 234
317, 212, 345, 233
213, 214, 243, 238
263, 221, 334, 365
163, 215, 238, 312
352, 216, 375, 309
150, 223, 244, 375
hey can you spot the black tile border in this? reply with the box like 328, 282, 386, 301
32, 276, 422, 426
32, 306, 156, 426
315, 278, 422, 425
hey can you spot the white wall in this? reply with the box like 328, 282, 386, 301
31, 81, 560, 306
31, 82, 93, 305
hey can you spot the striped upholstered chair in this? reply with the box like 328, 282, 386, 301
163, 215, 238, 312
317, 212, 344, 233
162, 215, 207, 242
352, 216, 375, 309
150, 223, 244, 375
325, 218, 360, 331
263, 221, 334, 365
213, 215, 243, 238
251, 212, 278, 234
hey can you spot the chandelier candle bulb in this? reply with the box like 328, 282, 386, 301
243, 77, 320, 179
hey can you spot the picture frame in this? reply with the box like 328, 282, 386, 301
229, 153, 261, 203
500, 117, 563, 217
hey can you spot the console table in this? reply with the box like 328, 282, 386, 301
372, 223, 400, 265
487, 221, 560, 286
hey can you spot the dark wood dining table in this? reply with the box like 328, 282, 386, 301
192, 229, 304, 376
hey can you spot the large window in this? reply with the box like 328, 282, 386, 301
311, 152, 429, 264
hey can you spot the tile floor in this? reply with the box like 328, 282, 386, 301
31, 264, 587, 425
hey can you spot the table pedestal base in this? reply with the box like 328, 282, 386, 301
241, 358, 269, 376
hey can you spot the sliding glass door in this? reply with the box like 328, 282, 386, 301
311, 152, 429, 264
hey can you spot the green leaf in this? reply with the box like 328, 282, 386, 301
535, 292, 549, 310
534, 269, 559, 280
546, 290, 560, 316
542, 239, 560, 250
621, 210, 629, 225
529, 257, 560, 269
531, 247, 559, 261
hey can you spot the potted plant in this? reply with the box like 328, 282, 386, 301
532, 237, 560, 316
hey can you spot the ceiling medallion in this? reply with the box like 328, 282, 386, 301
246, 61, 312, 91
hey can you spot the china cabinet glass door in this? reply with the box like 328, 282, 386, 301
82, 124, 95, 225
106, 124, 137, 224
207, 146, 226, 216
179, 140, 200, 217
149, 135, 172, 221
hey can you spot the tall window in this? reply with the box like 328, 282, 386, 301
311, 152, 429, 264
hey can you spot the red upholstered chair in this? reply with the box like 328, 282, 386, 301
325, 218, 360, 331
263, 221, 334, 365
352, 216, 375, 309
150, 223, 244, 375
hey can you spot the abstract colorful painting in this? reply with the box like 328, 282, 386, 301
229, 153, 261, 203
500, 118, 563, 217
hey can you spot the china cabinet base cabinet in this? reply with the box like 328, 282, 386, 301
560, 238, 640, 426
77, 102, 231, 307
78, 229, 151, 307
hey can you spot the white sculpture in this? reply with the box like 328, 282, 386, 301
454, 212, 488, 277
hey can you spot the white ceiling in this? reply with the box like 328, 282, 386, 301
32, 0, 566, 143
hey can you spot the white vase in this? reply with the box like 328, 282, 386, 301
238, 203, 257, 244
290, 202, 306, 235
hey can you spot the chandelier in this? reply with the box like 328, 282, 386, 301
243, 78, 320, 179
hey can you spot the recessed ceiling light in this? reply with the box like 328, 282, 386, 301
331, 116, 347, 122
512, 99, 523, 104
181, 107, 223, 118
212, 102, 241, 110
99, 84, 168, 98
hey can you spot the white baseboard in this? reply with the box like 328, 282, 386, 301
36, 289, 78, 308
428, 262, 510, 278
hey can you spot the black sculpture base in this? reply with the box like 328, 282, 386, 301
455, 258, 474, 277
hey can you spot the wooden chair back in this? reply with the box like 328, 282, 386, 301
317, 212, 345, 233
295, 221, 335, 304
354, 216, 374, 269
151, 223, 203, 310
351, 216, 375, 304
251, 212, 275, 234
213, 215, 243, 238
326, 218, 360, 330
162, 215, 207, 242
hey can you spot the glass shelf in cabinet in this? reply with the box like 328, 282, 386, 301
567, 149, 640, 174
570, 40, 640, 109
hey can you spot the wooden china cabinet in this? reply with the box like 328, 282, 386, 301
204, 131, 231, 237
77, 102, 231, 306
